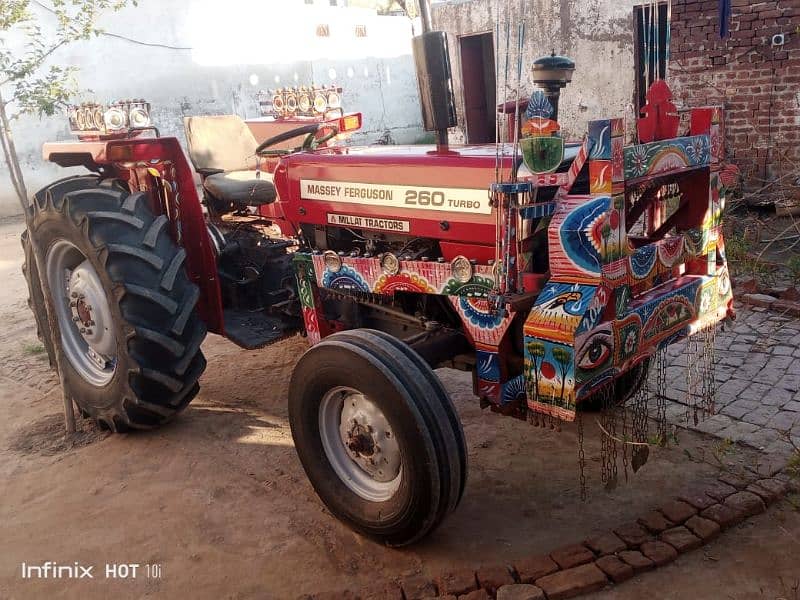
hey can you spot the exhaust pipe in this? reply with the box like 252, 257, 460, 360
413, 0, 457, 152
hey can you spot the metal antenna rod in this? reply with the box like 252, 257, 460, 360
502, 18, 511, 178
494, 2, 502, 183
511, 18, 525, 183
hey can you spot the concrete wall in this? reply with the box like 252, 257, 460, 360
0, 0, 424, 215
432, 0, 641, 143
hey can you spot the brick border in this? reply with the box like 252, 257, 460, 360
738, 293, 800, 317
300, 472, 795, 600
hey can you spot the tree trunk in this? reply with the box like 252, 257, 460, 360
0, 88, 29, 210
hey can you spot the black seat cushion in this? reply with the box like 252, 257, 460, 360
203, 170, 277, 207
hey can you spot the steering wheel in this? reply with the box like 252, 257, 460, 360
255, 123, 339, 157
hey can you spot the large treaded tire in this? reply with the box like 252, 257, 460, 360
344, 328, 468, 507
580, 358, 652, 412
24, 175, 207, 431
289, 329, 466, 546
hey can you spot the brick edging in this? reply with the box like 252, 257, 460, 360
302, 472, 796, 600
738, 293, 800, 317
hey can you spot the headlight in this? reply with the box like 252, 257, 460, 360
128, 101, 151, 128
75, 107, 87, 130
272, 92, 285, 116
104, 105, 127, 131
284, 92, 297, 114
298, 92, 311, 113
327, 90, 341, 110
380, 252, 400, 276
323, 250, 342, 273
450, 255, 473, 283
93, 106, 104, 130
81, 105, 96, 130
313, 92, 327, 114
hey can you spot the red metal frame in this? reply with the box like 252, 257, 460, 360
43, 138, 224, 334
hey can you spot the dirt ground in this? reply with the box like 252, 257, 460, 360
0, 215, 798, 600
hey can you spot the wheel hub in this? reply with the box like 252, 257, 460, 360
67, 261, 116, 359
345, 423, 376, 456
338, 393, 401, 484
45, 240, 117, 386
319, 386, 402, 501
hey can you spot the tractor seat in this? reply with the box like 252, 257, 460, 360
183, 114, 276, 206
202, 170, 277, 207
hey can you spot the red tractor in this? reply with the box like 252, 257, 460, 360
23, 6, 733, 546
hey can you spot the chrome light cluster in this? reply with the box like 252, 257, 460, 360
450, 256, 474, 283
68, 99, 151, 136
258, 85, 343, 118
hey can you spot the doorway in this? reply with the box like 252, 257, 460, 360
459, 32, 496, 144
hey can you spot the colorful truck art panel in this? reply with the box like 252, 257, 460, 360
623, 135, 710, 180
309, 253, 515, 348
548, 194, 613, 281
521, 104, 734, 421
525, 339, 578, 420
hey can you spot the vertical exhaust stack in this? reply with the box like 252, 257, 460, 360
531, 52, 575, 122
413, 0, 457, 152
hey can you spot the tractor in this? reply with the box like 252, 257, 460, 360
22, 2, 733, 547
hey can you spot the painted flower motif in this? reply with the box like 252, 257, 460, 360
628, 144, 650, 177
612, 137, 624, 166
686, 136, 709, 164
624, 330, 637, 354
526, 90, 554, 120
710, 130, 721, 161
699, 289, 712, 314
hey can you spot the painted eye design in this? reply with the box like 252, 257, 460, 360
577, 332, 613, 372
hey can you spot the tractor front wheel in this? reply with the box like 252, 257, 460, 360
289, 329, 466, 546
24, 176, 207, 431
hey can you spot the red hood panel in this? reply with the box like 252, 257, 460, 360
272, 145, 517, 254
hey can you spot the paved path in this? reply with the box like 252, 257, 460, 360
657, 304, 800, 457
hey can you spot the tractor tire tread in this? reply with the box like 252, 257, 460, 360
24, 175, 206, 430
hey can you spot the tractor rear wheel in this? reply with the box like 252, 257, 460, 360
24, 176, 207, 431
581, 358, 652, 412
289, 329, 466, 546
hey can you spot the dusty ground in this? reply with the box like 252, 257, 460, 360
0, 215, 798, 600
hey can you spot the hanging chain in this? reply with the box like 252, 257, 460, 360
630, 378, 650, 473
701, 324, 717, 418
577, 410, 587, 501
685, 334, 701, 425
621, 394, 629, 482
655, 350, 668, 446
599, 383, 618, 490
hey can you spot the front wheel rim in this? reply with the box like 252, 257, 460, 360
318, 386, 402, 502
45, 239, 117, 386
